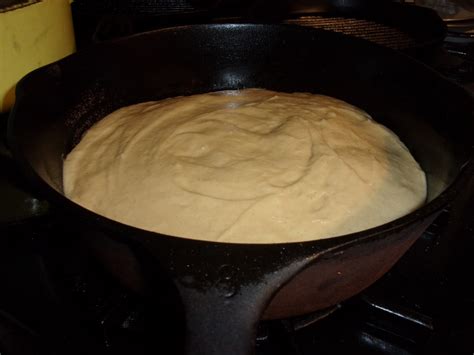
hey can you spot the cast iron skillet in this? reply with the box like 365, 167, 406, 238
7, 24, 474, 354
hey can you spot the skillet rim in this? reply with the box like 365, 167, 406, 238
7, 23, 474, 248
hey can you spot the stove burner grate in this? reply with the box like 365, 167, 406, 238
284, 16, 417, 50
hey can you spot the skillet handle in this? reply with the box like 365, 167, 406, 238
84, 231, 320, 355
174, 282, 263, 355
166, 253, 315, 355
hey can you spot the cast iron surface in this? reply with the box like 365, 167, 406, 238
0, 114, 48, 225
216, 3, 446, 61
71, 1, 446, 61
7, 25, 474, 354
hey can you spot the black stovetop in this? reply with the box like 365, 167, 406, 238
1, 10, 474, 355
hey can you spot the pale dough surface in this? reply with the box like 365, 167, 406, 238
63, 89, 427, 243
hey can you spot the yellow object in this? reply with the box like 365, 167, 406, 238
0, 0, 76, 112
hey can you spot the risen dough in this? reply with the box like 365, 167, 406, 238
63, 89, 427, 243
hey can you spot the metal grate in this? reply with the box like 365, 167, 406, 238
285, 16, 417, 50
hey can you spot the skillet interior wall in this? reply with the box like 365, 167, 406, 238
11, 25, 472, 204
